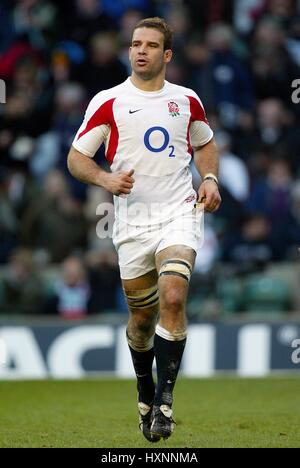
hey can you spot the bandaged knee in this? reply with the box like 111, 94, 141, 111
126, 329, 154, 352
159, 258, 192, 282
125, 285, 159, 309
155, 323, 187, 342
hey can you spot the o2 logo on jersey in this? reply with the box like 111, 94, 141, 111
144, 126, 175, 158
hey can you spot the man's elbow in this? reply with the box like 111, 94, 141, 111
194, 137, 218, 153
67, 146, 78, 176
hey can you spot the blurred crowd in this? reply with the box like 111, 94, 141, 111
0, 0, 300, 317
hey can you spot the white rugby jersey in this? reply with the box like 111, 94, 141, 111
73, 77, 213, 225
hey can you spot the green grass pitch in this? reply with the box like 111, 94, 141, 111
0, 377, 299, 448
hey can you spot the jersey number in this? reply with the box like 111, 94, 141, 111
144, 127, 175, 158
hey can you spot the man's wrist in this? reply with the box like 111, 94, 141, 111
203, 173, 219, 186
96, 170, 109, 189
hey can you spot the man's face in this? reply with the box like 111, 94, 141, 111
129, 27, 172, 80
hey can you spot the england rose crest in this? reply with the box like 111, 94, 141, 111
168, 101, 180, 117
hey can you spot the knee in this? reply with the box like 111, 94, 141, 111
127, 312, 156, 351
130, 310, 157, 336
134, 314, 154, 334
160, 288, 185, 312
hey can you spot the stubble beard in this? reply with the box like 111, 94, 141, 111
132, 61, 165, 82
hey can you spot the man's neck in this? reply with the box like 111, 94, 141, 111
130, 73, 165, 92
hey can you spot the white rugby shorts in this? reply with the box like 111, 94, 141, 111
112, 207, 204, 280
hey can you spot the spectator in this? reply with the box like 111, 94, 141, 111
0, 38, 37, 81
251, 17, 300, 106
86, 248, 122, 313
256, 99, 300, 169
215, 130, 250, 202
165, 4, 191, 52
183, 35, 215, 111
287, 16, 300, 66
42, 255, 90, 318
66, 0, 115, 48
0, 92, 35, 167
0, 248, 45, 313
221, 213, 280, 266
13, 0, 60, 50
185, 23, 255, 120
246, 158, 293, 223
245, 158, 296, 259
72, 31, 128, 97
51, 82, 88, 200
234, 0, 265, 35
206, 23, 255, 127
21, 170, 88, 262
0, 56, 54, 167
266, 0, 298, 30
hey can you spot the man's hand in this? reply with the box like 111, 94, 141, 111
102, 169, 135, 196
197, 179, 221, 213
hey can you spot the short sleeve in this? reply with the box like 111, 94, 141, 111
187, 93, 213, 148
189, 120, 213, 148
72, 93, 113, 158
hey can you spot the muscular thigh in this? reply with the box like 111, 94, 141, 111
122, 269, 158, 294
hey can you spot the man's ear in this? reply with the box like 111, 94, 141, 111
164, 49, 173, 63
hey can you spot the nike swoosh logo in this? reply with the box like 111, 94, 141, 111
129, 109, 142, 114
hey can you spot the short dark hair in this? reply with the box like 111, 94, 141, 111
132, 17, 173, 51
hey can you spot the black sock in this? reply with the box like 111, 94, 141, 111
128, 345, 155, 405
154, 333, 186, 408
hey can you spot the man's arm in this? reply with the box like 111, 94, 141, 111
193, 138, 222, 213
67, 146, 134, 196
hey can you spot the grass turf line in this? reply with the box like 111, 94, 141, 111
0, 377, 299, 448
